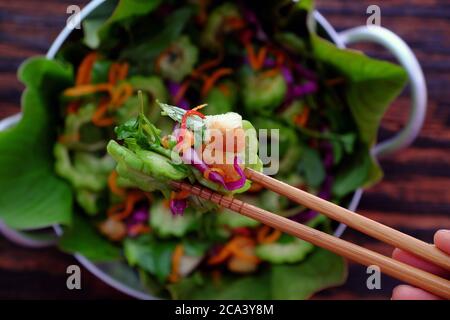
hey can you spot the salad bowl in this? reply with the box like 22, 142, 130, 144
0, 0, 426, 299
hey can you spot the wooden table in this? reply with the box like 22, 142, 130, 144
0, 0, 449, 299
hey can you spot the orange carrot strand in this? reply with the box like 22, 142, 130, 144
169, 244, 184, 283
76, 52, 98, 85
108, 171, 126, 197
201, 68, 233, 97
64, 83, 113, 97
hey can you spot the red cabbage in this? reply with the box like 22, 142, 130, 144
170, 198, 188, 216
181, 148, 246, 191
167, 81, 189, 110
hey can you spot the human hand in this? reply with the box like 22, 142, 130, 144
391, 229, 450, 300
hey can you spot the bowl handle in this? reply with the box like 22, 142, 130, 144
338, 25, 427, 157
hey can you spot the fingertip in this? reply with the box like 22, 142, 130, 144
391, 284, 442, 300
391, 248, 403, 259
434, 229, 450, 255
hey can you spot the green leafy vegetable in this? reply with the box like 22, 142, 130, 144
150, 201, 199, 238
124, 235, 175, 283
59, 214, 121, 261
270, 248, 347, 299
297, 145, 325, 188
0, 57, 74, 229
312, 35, 408, 146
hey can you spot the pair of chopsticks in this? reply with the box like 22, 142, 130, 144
171, 167, 450, 299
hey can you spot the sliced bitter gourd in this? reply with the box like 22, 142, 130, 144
255, 236, 314, 264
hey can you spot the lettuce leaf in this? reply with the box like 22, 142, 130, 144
270, 248, 347, 299
312, 35, 408, 146
124, 235, 175, 283
0, 57, 74, 229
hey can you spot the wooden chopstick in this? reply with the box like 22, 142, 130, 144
170, 180, 450, 299
245, 168, 450, 271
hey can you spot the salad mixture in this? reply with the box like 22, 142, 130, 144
0, 0, 408, 299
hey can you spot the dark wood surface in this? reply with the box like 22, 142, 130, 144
0, 0, 449, 300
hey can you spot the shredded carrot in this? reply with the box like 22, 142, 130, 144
64, 83, 113, 97
108, 171, 126, 197
58, 133, 80, 144
171, 190, 191, 200
257, 225, 282, 244
293, 107, 310, 127
246, 45, 267, 71
207, 245, 234, 265
168, 244, 184, 283
230, 247, 260, 263
173, 51, 224, 104
201, 68, 233, 97
207, 236, 258, 265
192, 51, 224, 78
76, 52, 98, 85
128, 224, 151, 237
108, 63, 120, 84
118, 63, 129, 81
217, 83, 231, 96
92, 99, 115, 127
111, 82, 133, 107
228, 236, 260, 263
109, 191, 146, 221
108, 62, 130, 85
248, 182, 263, 193
107, 202, 126, 217
203, 167, 225, 180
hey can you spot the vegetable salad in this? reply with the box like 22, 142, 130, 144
0, 0, 408, 299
